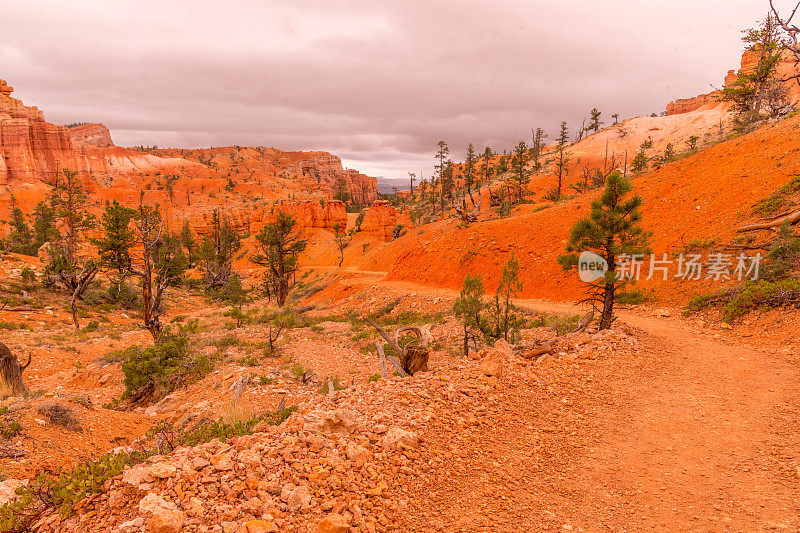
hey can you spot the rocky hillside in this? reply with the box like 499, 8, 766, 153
0, 79, 378, 243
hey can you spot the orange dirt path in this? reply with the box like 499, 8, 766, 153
349, 273, 800, 531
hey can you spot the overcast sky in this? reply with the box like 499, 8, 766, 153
0, 0, 780, 180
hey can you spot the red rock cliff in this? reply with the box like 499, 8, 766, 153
284, 152, 377, 205
360, 201, 414, 241
666, 49, 800, 116
0, 79, 83, 185
67, 123, 115, 148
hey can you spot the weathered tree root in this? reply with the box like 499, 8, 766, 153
515, 310, 595, 361
737, 209, 800, 233
366, 318, 431, 375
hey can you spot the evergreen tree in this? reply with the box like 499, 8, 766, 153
441, 160, 455, 211
332, 222, 348, 268
464, 143, 477, 194
549, 122, 571, 201
333, 177, 351, 204
557, 121, 570, 146
453, 274, 485, 357
496, 154, 509, 175
251, 212, 307, 306
478, 253, 525, 342
722, 13, 789, 126
509, 141, 530, 203
5, 195, 34, 255
480, 146, 494, 184
129, 196, 189, 339
663, 143, 676, 162
180, 219, 196, 266
32, 200, 58, 251
93, 200, 137, 296
558, 172, 651, 329
631, 150, 648, 173
49, 169, 95, 266
532, 128, 547, 172
588, 108, 603, 133
45, 169, 98, 329
200, 210, 242, 291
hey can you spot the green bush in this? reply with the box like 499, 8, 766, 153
529, 312, 581, 336
616, 289, 650, 306
84, 320, 99, 332
107, 281, 139, 309
119, 333, 211, 401
686, 279, 800, 322
20, 267, 36, 286
223, 307, 249, 328
0, 416, 22, 439
208, 274, 249, 305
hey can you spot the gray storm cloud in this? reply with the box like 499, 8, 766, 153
0, 0, 772, 179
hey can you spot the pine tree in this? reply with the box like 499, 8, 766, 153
32, 200, 58, 251
496, 154, 509, 175
558, 172, 651, 329
441, 160, 455, 212
93, 200, 137, 296
480, 147, 494, 184
557, 121, 570, 146
332, 222, 348, 268
478, 253, 525, 342
48, 169, 95, 266
509, 141, 530, 203
631, 150, 648, 173
129, 195, 189, 339
251, 212, 307, 306
45, 169, 98, 329
453, 274, 485, 357
180, 219, 196, 266
549, 122, 571, 201
200, 210, 241, 292
5, 195, 34, 255
333, 177, 351, 204
464, 144, 477, 194
532, 128, 547, 172
588, 108, 603, 133
663, 143, 676, 162
722, 13, 789, 126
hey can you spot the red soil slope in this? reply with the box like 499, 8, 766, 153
363, 115, 800, 305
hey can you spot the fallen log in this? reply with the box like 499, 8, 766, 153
737, 209, 800, 232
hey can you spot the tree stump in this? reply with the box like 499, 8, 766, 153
366, 318, 431, 376
0, 343, 30, 397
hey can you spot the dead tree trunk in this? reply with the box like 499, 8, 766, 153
737, 209, 800, 233
0, 343, 30, 397
366, 318, 431, 375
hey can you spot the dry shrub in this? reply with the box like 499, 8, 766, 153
38, 403, 81, 432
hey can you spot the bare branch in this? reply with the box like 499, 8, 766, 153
365, 317, 403, 355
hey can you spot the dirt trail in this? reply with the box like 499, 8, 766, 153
358, 276, 800, 531
561, 310, 800, 532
